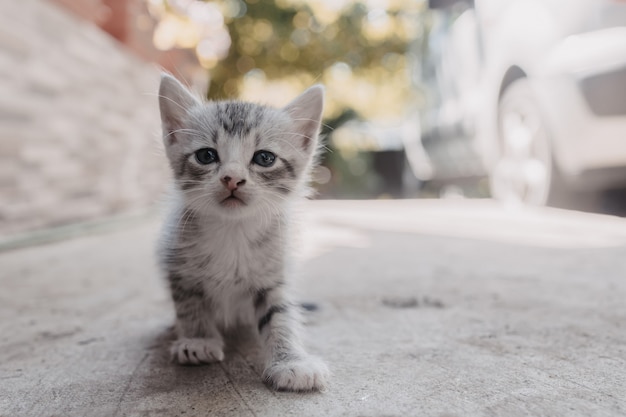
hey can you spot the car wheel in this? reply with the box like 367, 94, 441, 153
490, 78, 561, 206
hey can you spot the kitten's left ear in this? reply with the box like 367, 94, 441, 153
284, 85, 324, 152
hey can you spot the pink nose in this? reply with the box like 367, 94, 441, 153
221, 176, 246, 191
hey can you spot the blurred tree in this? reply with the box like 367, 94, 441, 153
147, 0, 425, 120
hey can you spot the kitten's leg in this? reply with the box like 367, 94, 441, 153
255, 287, 328, 391
169, 273, 224, 365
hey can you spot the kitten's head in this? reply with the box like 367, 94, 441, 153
158, 73, 324, 218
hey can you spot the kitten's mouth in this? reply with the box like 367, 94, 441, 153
220, 194, 246, 208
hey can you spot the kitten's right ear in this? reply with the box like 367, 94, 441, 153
158, 73, 200, 145
284, 85, 324, 153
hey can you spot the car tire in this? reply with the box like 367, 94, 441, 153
489, 78, 567, 207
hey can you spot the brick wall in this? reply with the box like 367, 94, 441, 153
0, 0, 171, 236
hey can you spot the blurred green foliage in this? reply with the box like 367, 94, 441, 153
210, 1, 416, 97
149, 0, 425, 120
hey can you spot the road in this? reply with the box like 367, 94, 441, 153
1, 199, 625, 416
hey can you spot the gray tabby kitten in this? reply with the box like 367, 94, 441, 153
156, 73, 328, 391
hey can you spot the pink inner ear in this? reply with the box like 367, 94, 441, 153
297, 120, 317, 151
285, 86, 324, 152
159, 74, 200, 147
162, 117, 182, 146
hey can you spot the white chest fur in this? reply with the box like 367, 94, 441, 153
183, 217, 285, 328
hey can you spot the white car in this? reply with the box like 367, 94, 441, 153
407, 0, 626, 206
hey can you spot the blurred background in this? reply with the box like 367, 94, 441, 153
2, 0, 626, 237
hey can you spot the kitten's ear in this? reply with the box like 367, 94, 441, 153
284, 85, 324, 152
158, 73, 200, 145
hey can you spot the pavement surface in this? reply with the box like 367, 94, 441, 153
1, 199, 626, 417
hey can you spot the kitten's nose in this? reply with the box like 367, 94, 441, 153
221, 175, 246, 191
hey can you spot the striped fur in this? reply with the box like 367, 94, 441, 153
156, 74, 328, 391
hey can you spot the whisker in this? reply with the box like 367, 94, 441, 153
163, 128, 207, 141
150, 94, 194, 113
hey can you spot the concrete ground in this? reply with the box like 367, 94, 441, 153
1, 199, 625, 417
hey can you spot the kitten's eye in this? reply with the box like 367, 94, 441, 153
252, 150, 276, 167
195, 148, 219, 165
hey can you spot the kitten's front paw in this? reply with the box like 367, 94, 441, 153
171, 337, 224, 365
263, 356, 329, 392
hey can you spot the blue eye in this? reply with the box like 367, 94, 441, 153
252, 150, 276, 167
195, 148, 219, 164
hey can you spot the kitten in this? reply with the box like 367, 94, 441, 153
156, 73, 328, 391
